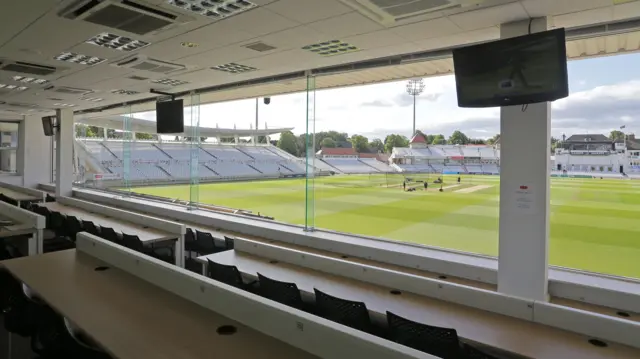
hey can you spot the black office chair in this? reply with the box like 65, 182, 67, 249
258, 273, 305, 311
223, 236, 235, 250
206, 259, 254, 290
386, 311, 461, 359
463, 344, 499, 359
195, 230, 216, 255
0, 193, 9, 203
99, 226, 121, 245
2, 276, 41, 337
50, 211, 67, 237
65, 216, 83, 241
82, 221, 100, 237
184, 228, 197, 255
121, 233, 145, 252
313, 289, 374, 334
45, 194, 56, 202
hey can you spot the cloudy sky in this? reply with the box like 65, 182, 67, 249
134, 52, 640, 141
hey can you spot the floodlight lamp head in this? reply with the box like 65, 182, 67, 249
406, 78, 425, 96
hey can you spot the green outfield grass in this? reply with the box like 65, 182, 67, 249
130, 174, 640, 279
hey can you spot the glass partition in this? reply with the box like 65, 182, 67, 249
304, 75, 316, 231
0, 122, 19, 174
188, 93, 201, 209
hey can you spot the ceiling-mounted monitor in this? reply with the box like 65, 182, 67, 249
42, 116, 55, 136
156, 99, 184, 134
452, 28, 569, 108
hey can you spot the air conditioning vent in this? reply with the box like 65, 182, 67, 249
113, 55, 187, 74
59, 0, 191, 35
244, 42, 277, 52
0, 60, 58, 76
338, 0, 483, 25
47, 86, 94, 95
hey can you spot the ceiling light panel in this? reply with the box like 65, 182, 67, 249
152, 78, 190, 86
167, 0, 256, 20
54, 52, 106, 66
211, 62, 257, 74
12, 76, 48, 85
0, 84, 28, 91
111, 89, 140, 95
302, 40, 360, 57
53, 103, 76, 108
86, 33, 151, 52
82, 97, 104, 102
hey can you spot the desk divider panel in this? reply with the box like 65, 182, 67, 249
75, 233, 436, 359
235, 238, 534, 321
0, 201, 45, 229
0, 181, 46, 201
532, 301, 640, 349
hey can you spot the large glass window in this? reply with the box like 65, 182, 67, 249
80, 52, 640, 281
0, 122, 19, 174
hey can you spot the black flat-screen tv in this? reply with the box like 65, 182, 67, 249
452, 28, 568, 108
42, 116, 54, 136
156, 99, 184, 134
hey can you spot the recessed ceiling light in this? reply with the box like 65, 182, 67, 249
86, 33, 150, 52
152, 78, 190, 86
167, 0, 256, 21
0, 84, 28, 91
82, 97, 104, 102
211, 62, 257, 74
181, 41, 199, 48
12, 76, 48, 85
54, 52, 106, 66
53, 103, 76, 108
111, 89, 140, 95
302, 40, 360, 57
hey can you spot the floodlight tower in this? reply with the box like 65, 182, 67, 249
406, 78, 425, 136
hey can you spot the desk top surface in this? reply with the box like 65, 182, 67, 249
41, 202, 174, 242
1, 250, 317, 359
200, 251, 640, 359
0, 186, 40, 201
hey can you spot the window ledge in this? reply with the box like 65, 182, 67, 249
73, 187, 640, 313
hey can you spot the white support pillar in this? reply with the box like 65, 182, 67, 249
19, 116, 53, 188
498, 18, 551, 301
56, 108, 74, 197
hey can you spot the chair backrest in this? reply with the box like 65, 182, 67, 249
196, 230, 216, 253
224, 236, 235, 250
313, 289, 372, 333
0, 193, 8, 203
206, 259, 244, 288
386, 311, 461, 358
99, 226, 120, 244
50, 211, 66, 230
45, 194, 56, 202
257, 273, 304, 310
81, 221, 100, 236
122, 233, 144, 252
463, 344, 499, 359
185, 228, 195, 243
66, 216, 82, 237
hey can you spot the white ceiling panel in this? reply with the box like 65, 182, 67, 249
54, 65, 134, 87
342, 30, 407, 50
613, 0, 640, 21
176, 44, 262, 69
307, 12, 384, 39
448, 2, 529, 31
218, 7, 301, 36
392, 17, 462, 42
521, 0, 611, 18
412, 27, 500, 52
256, 25, 330, 50
265, 0, 353, 24
0, 0, 60, 46
554, 7, 614, 29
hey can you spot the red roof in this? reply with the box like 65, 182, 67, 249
410, 133, 427, 144
319, 147, 357, 156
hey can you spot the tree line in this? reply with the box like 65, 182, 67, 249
277, 130, 502, 157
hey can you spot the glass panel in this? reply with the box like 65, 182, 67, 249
305, 75, 316, 231
188, 93, 201, 210
0, 122, 19, 174
122, 105, 133, 194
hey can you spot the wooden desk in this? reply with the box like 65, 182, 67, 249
199, 251, 640, 359
40, 202, 174, 244
1, 250, 317, 359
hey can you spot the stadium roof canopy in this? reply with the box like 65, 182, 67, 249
76, 116, 292, 137
0, 0, 639, 120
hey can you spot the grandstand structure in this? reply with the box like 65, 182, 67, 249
390, 133, 501, 175
553, 134, 628, 175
